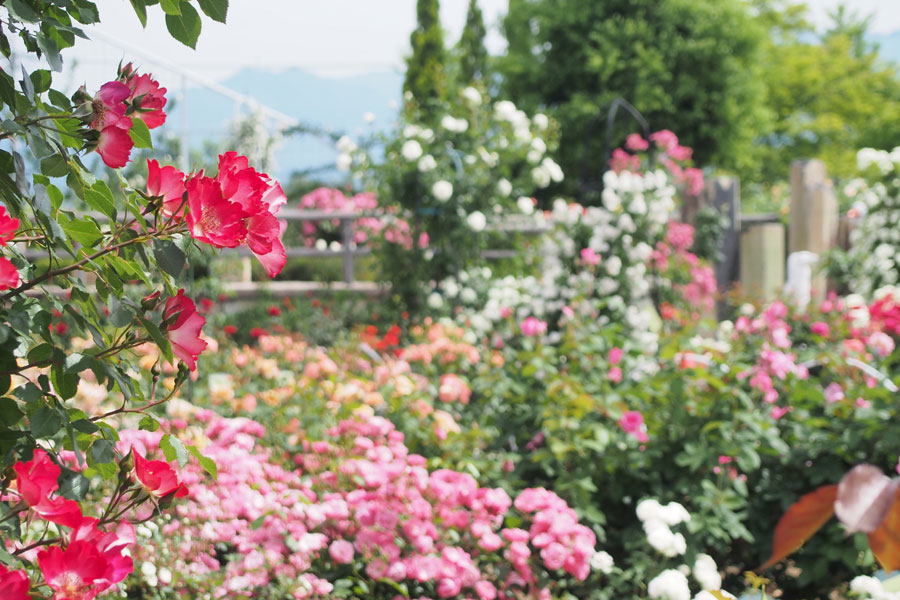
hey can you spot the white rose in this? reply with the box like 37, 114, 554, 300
315, 239, 328, 251
648, 569, 691, 600
466, 211, 487, 232
363, 112, 375, 124
401, 139, 423, 161
517, 196, 535, 215
336, 135, 357, 153
427, 292, 443, 309
432, 180, 453, 202
460, 287, 477, 303
693, 554, 721, 591
462, 86, 482, 105
541, 157, 564, 182
533, 113, 549, 130
605, 256, 622, 276
336, 153, 352, 171
590, 550, 614, 574
532, 166, 551, 188
418, 154, 437, 172
497, 178, 513, 197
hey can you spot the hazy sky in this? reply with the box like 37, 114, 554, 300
57, 0, 900, 92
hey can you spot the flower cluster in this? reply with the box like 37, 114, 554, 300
845, 148, 900, 295
87, 63, 167, 168
0, 205, 20, 290
2, 446, 188, 599
147, 152, 288, 277
125, 411, 602, 599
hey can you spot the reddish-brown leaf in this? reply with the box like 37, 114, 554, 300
868, 485, 900, 572
758, 484, 838, 570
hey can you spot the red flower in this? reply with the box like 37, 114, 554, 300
14, 449, 63, 507
146, 159, 186, 219
12, 449, 83, 528
38, 541, 116, 600
121, 66, 167, 129
0, 256, 19, 290
215, 152, 287, 277
54, 321, 68, 335
163, 289, 207, 371
223, 324, 237, 336
0, 205, 19, 243
185, 175, 248, 248
250, 327, 268, 338
133, 451, 188, 498
91, 81, 134, 169
69, 517, 135, 588
0, 563, 29, 600
267, 305, 281, 316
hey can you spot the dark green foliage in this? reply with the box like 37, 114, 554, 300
404, 0, 446, 121
498, 0, 768, 194
456, 0, 488, 85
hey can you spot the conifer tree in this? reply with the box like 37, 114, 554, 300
457, 0, 488, 84
404, 0, 446, 120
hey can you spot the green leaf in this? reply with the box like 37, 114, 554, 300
31, 405, 63, 438
35, 33, 63, 72
139, 316, 173, 363
84, 182, 116, 220
165, 2, 202, 49
107, 295, 134, 328
249, 515, 266, 530
27, 343, 57, 365
139, 415, 160, 432
160, 0, 182, 15
51, 364, 79, 400
40, 154, 69, 178
7, 0, 39, 23
197, 0, 228, 23
128, 118, 152, 149
130, 0, 148, 26
71, 419, 99, 434
61, 218, 103, 248
90, 439, 117, 464
153, 239, 186, 277
187, 444, 217, 480
29, 70, 51, 94
160, 433, 188, 467
58, 469, 89, 500
0, 397, 23, 427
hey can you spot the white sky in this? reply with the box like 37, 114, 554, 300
59, 0, 900, 91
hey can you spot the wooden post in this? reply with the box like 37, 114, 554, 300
740, 222, 785, 301
341, 216, 355, 284
703, 176, 741, 290
789, 159, 838, 302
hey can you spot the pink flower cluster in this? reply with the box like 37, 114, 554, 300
652, 222, 717, 314
520, 317, 548, 337
148, 152, 288, 278
89, 63, 167, 168
125, 412, 600, 598
616, 130, 704, 195
0, 205, 20, 290
298, 187, 427, 250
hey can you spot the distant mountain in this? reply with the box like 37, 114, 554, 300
162, 67, 403, 181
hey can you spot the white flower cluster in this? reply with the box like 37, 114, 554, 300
637, 498, 690, 558
648, 569, 692, 600
850, 575, 900, 600
590, 550, 615, 574
849, 148, 900, 296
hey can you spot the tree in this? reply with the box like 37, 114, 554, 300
404, 0, 446, 120
498, 0, 768, 198
752, 1, 900, 184
456, 0, 489, 85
